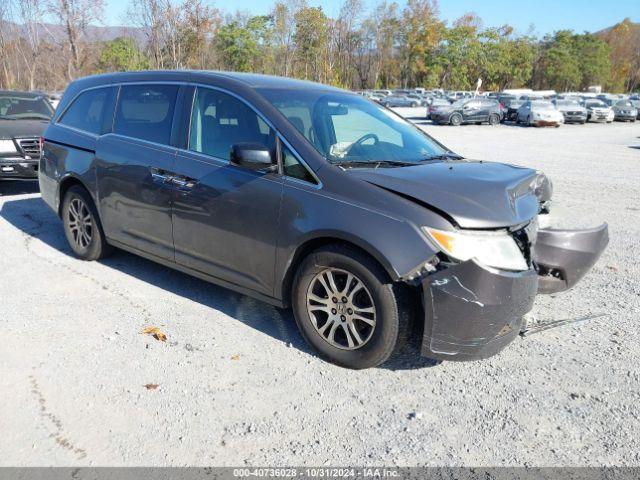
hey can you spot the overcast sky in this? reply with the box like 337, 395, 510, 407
102, 0, 638, 36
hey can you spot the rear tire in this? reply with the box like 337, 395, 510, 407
450, 113, 462, 126
292, 244, 410, 369
62, 185, 113, 261
488, 113, 500, 125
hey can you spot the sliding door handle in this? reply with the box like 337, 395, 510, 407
150, 167, 170, 183
170, 175, 197, 191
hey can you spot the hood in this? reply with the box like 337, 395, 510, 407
347, 160, 541, 229
0, 119, 49, 140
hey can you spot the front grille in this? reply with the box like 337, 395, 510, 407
17, 137, 41, 158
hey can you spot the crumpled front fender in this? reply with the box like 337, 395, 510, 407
535, 224, 609, 294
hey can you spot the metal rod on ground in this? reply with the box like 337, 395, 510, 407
520, 313, 609, 337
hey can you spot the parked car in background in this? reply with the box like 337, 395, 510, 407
611, 100, 637, 122
430, 98, 502, 126
426, 98, 451, 119
500, 96, 524, 122
0, 90, 54, 179
405, 93, 429, 106
516, 100, 564, 127
40, 71, 608, 369
582, 99, 614, 123
631, 100, 640, 119
373, 90, 392, 97
553, 99, 587, 124
381, 95, 420, 108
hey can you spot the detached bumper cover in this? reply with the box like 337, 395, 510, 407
421, 261, 538, 361
535, 224, 609, 294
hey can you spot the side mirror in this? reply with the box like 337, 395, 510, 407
230, 143, 276, 171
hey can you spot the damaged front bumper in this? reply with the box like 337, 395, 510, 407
535, 224, 609, 294
421, 260, 538, 361
420, 224, 609, 361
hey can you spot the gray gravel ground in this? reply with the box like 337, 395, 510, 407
1, 115, 639, 467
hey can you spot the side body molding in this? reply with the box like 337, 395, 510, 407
535, 224, 609, 294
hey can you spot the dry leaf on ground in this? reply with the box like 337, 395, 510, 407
231, 354, 240, 361
144, 384, 159, 390
140, 326, 167, 342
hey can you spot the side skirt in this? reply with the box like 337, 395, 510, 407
107, 238, 286, 308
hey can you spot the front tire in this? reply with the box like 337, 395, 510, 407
292, 244, 410, 369
488, 113, 500, 125
62, 185, 113, 261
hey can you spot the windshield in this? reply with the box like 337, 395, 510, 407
586, 100, 606, 108
615, 100, 633, 107
258, 89, 449, 165
0, 94, 54, 120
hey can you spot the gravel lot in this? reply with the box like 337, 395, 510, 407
1, 116, 639, 467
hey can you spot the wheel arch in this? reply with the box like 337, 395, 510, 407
278, 234, 398, 308
57, 174, 93, 217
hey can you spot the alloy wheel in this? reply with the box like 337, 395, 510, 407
306, 268, 377, 350
67, 197, 93, 249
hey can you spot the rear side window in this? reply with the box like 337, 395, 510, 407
114, 84, 179, 145
59, 87, 117, 135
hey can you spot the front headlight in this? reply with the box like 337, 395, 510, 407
423, 227, 528, 271
0, 139, 17, 154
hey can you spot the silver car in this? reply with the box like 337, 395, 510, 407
516, 100, 564, 127
553, 100, 587, 124
612, 100, 638, 122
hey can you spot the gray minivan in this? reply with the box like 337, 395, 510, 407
40, 71, 608, 369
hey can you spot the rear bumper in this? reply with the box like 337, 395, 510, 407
0, 157, 39, 179
421, 261, 538, 361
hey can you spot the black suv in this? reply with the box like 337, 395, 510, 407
39, 71, 607, 369
430, 98, 503, 126
0, 90, 54, 179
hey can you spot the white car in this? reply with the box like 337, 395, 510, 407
516, 100, 564, 127
583, 99, 614, 123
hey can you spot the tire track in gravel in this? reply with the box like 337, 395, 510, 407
29, 375, 87, 460
15, 210, 156, 327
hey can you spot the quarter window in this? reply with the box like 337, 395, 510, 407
189, 87, 275, 160
59, 87, 117, 135
114, 84, 178, 145
282, 144, 316, 184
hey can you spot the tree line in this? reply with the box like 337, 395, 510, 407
1, 0, 639, 93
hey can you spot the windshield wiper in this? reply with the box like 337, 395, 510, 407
335, 160, 417, 169
421, 152, 463, 161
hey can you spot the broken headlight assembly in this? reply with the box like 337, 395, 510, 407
422, 227, 529, 272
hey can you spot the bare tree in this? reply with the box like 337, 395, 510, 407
15, 0, 46, 90
47, 0, 105, 80
127, 0, 165, 68
0, 0, 17, 88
